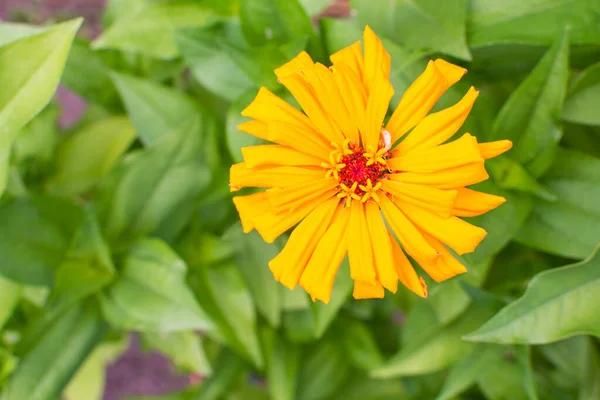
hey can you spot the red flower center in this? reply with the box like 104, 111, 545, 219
338, 147, 386, 194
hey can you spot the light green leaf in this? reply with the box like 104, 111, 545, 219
297, 340, 350, 400
563, 62, 600, 126
0, 22, 47, 48
468, 0, 600, 47
320, 17, 362, 54
93, 1, 225, 59
261, 326, 299, 400
515, 148, 600, 259
0, 302, 106, 400
372, 301, 499, 378
96, 117, 210, 247
312, 259, 353, 338
0, 276, 21, 331
0, 18, 82, 195
489, 29, 569, 177
299, 0, 330, 16
352, 0, 471, 60
175, 27, 254, 103
47, 116, 136, 196
339, 318, 384, 370
111, 72, 202, 145
465, 246, 600, 344
102, 0, 149, 28
63, 337, 128, 400
100, 238, 213, 333
226, 91, 267, 163
141, 331, 212, 375
476, 350, 532, 400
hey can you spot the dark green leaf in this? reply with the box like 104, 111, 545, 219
297, 340, 350, 400
339, 318, 384, 370
0, 276, 21, 330
193, 349, 247, 400
261, 325, 299, 400
563, 61, 600, 126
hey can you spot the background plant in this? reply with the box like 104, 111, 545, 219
1, 0, 600, 399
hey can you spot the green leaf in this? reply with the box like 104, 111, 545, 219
93, 1, 226, 59
0, 18, 82, 195
476, 348, 534, 400
581, 339, 600, 400
47, 116, 136, 196
261, 325, 299, 400
0, 196, 87, 286
331, 373, 405, 400
0, 302, 106, 400
465, 246, 600, 344
351, 0, 471, 60
96, 117, 210, 247
488, 29, 569, 177
193, 349, 247, 400
226, 226, 282, 327
297, 340, 350, 400
563, 61, 600, 126
100, 238, 213, 333
515, 148, 600, 259
486, 157, 557, 201
372, 301, 499, 378
0, 276, 21, 330
339, 318, 384, 370
141, 331, 212, 375
63, 337, 128, 400
110, 72, 202, 145
0, 22, 47, 48
299, 0, 330, 16
226, 91, 267, 163
175, 27, 255, 103
468, 0, 600, 48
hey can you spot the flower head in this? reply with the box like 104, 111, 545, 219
230, 26, 512, 303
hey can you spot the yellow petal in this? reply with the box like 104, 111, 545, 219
230, 163, 323, 191
353, 280, 384, 299
389, 236, 427, 297
279, 73, 346, 145
453, 188, 506, 217
479, 140, 513, 160
396, 87, 479, 153
347, 202, 377, 285
269, 197, 340, 287
303, 63, 359, 142
242, 88, 316, 133
331, 63, 367, 143
400, 201, 487, 255
242, 145, 323, 168
299, 206, 351, 304
330, 41, 364, 77
363, 26, 391, 95
267, 178, 338, 213
378, 195, 439, 264
255, 190, 335, 243
365, 202, 398, 293
268, 121, 331, 160
387, 162, 489, 189
237, 120, 269, 140
386, 59, 467, 144
274, 51, 314, 79
419, 230, 468, 281
388, 133, 483, 173
232, 191, 269, 233
380, 180, 457, 218
364, 68, 394, 150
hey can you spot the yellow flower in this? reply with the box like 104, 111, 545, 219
230, 26, 512, 303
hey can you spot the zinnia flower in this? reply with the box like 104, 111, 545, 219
230, 26, 512, 303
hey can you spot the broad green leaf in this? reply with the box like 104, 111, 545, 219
372, 301, 499, 378
541, 336, 589, 387
226, 226, 282, 327
0, 18, 82, 195
468, 0, 600, 47
63, 337, 128, 400
61, 40, 123, 111
0, 276, 21, 330
352, 0, 471, 60
102, 0, 149, 28
0, 302, 106, 400
320, 17, 362, 54
193, 349, 247, 400
93, 1, 225, 59
141, 331, 212, 375
339, 318, 384, 370
175, 27, 254, 103
465, 246, 600, 344
0, 196, 87, 285
239, 0, 323, 60
297, 340, 350, 400
110, 72, 202, 145
226, 91, 266, 163
100, 238, 213, 332
515, 148, 600, 259
563, 62, 600, 126
0, 22, 46, 48
261, 326, 299, 400
299, 0, 330, 15
47, 116, 136, 196
489, 29, 569, 177
476, 349, 533, 400
96, 118, 210, 247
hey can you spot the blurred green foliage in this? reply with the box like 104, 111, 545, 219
1, 0, 600, 399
